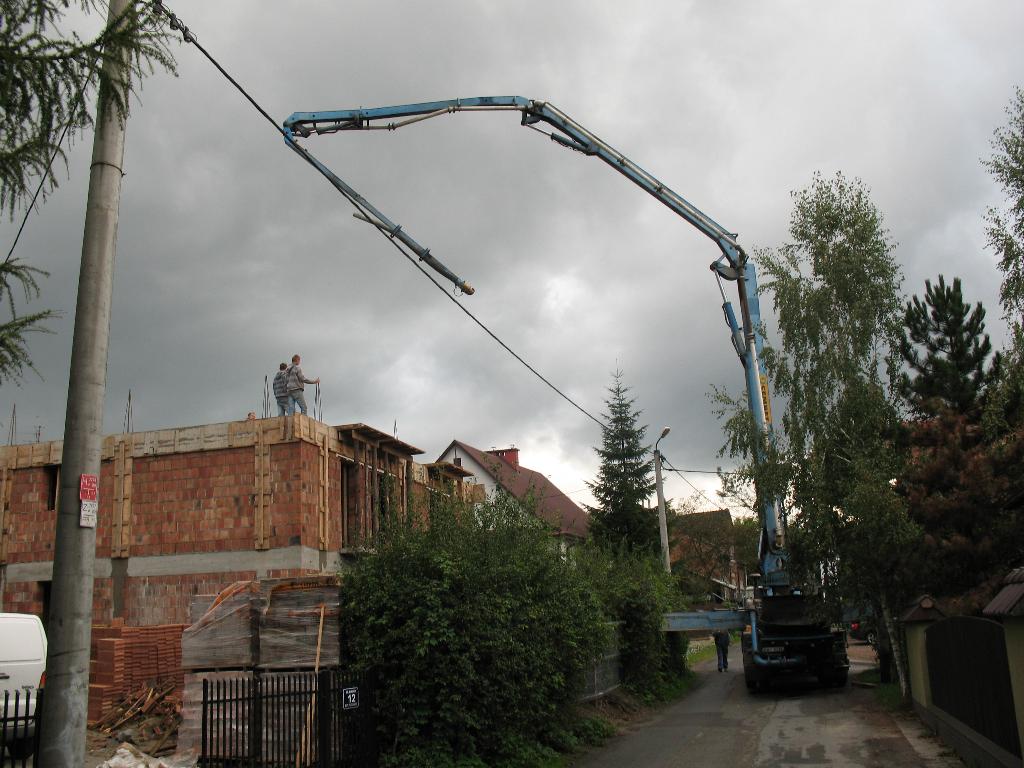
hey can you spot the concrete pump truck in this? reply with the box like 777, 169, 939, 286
281, 96, 849, 691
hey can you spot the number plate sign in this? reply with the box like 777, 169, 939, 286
342, 687, 359, 710
761, 645, 785, 654
80, 474, 99, 528
80, 474, 98, 502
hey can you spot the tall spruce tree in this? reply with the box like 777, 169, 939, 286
586, 372, 658, 551
899, 275, 999, 416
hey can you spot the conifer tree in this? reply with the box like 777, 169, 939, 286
586, 372, 658, 551
0, 0, 174, 383
899, 275, 999, 416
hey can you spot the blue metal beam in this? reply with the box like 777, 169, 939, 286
663, 610, 751, 633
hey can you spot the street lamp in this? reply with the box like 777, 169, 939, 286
654, 427, 671, 574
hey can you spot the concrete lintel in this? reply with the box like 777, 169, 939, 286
4, 545, 341, 583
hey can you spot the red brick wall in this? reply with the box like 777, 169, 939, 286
93, 577, 114, 624
5, 467, 58, 563
3, 580, 44, 615
328, 454, 342, 550
128, 448, 258, 556
125, 572, 258, 626
299, 441, 320, 550
268, 442, 303, 548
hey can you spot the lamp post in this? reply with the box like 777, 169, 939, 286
654, 427, 671, 574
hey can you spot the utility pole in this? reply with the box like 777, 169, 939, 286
654, 427, 671, 575
39, 0, 132, 764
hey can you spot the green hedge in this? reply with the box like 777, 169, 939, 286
571, 542, 688, 698
339, 494, 609, 766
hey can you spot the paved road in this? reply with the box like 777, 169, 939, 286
572, 652, 961, 768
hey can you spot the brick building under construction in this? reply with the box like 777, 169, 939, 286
0, 414, 478, 627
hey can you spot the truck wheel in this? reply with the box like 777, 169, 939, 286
818, 669, 847, 688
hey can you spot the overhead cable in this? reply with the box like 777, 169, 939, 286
151, 1, 605, 430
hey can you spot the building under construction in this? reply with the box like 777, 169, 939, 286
0, 414, 479, 627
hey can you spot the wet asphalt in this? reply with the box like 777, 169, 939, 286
571, 644, 962, 768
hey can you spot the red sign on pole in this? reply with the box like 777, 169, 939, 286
79, 474, 98, 502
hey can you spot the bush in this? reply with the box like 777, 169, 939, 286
572, 543, 687, 697
339, 493, 609, 766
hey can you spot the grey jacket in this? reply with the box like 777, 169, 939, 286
286, 364, 315, 392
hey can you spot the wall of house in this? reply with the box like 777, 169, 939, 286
438, 446, 495, 497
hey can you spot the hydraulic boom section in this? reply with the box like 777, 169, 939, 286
282, 95, 787, 589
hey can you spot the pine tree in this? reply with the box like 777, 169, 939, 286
586, 372, 658, 551
0, 0, 175, 382
899, 275, 999, 416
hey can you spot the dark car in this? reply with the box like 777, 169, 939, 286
848, 619, 876, 646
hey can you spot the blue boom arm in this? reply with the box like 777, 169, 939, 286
283, 96, 788, 590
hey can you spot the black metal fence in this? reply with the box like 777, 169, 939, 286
0, 688, 42, 767
200, 669, 376, 767
579, 622, 621, 702
926, 616, 1021, 759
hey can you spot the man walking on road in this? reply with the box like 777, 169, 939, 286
713, 630, 730, 672
286, 354, 319, 416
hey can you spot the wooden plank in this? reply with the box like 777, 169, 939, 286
120, 437, 134, 557
254, 424, 272, 550
0, 464, 11, 564
318, 434, 328, 550
112, 438, 133, 558
341, 458, 349, 548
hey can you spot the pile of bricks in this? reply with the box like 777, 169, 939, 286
88, 620, 188, 724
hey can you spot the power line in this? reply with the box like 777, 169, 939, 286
152, 1, 605, 430
669, 466, 740, 475
5, 119, 74, 264
662, 454, 721, 510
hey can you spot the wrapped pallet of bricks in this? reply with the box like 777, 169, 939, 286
258, 575, 341, 670
176, 577, 342, 760
180, 581, 263, 671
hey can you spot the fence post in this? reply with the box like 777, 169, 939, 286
317, 669, 331, 768
251, 673, 262, 767
33, 688, 44, 759
201, 678, 208, 767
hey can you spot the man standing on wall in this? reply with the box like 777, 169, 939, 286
286, 354, 319, 417
272, 362, 290, 416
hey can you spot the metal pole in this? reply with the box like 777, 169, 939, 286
38, 1, 131, 764
654, 446, 671, 575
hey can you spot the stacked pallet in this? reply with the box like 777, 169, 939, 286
180, 577, 340, 671
180, 581, 261, 670
176, 577, 341, 758
88, 621, 187, 724
260, 577, 341, 669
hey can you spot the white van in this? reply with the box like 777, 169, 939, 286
0, 613, 46, 759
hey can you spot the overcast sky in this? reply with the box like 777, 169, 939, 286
2, 1, 1021, 513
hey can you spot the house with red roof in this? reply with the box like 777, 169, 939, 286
436, 440, 589, 542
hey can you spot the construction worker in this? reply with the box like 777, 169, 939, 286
272, 362, 290, 416
286, 354, 319, 416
